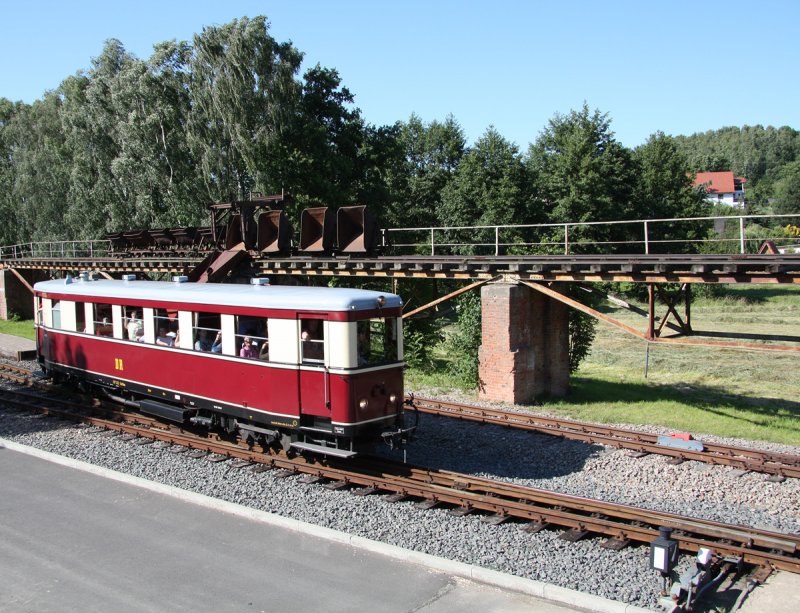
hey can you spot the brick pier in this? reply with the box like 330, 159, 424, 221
478, 282, 570, 404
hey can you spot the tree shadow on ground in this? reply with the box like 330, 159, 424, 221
559, 377, 800, 438
385, 414, 607, 481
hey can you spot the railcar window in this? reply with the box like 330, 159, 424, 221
300, 319, 325, 363
51, 300, 62, 329
35, 297, 43, 326
154, 309, 178, 346
92, 304, 113, 337
123, 307, 144, 341
193, 312, 221, 352
76, 301, 87, 333
357, 317, 398, 366
235, 315, 268, 360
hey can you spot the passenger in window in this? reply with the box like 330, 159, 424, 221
258, 340, 269, 360
239, 336, 257, 358
211, 331, 222, 354
301, 321, 324, 361
126, 311, 143, 340
97, 317, 112, 337
156, 327, 174, 346
195, 329, 212, 351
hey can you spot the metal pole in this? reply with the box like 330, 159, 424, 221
430, 228, 435, 256
564, 224, 569, 255
644, 220, 650, 254
739, 217, 746, 254
495, 226, 500, 256
644, 343, 650, 378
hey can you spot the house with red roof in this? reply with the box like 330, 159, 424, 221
692, 171, 746, 208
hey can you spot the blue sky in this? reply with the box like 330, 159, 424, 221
1, 0, 797, 149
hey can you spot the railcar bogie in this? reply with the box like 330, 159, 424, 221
34, 276, 416, 457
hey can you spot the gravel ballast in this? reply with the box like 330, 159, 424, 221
1, 363, 798, 610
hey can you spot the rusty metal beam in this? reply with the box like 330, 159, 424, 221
577, 282, 681, 333
520, 279, 646, 338
402, 277, 498, 319
519, 279, 800, 353
6, 268, 33, 294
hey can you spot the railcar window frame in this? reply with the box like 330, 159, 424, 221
234, 314, 269, 361
299, 315, 326, 365
356, 316, 400, 367
51, 299, 62, 330
122, 306, 144, 342
91, 303, 114, 337
192, 311, 221, 353
153, 308, 178, 347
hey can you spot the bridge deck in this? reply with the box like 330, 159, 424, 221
2, 253, 799, 284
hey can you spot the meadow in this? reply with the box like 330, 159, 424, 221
408, 285, 800, 446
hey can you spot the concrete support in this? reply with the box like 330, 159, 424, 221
478, 282, 570, 404
0, 269, 47, 320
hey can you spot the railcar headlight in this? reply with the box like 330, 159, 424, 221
358, 398, 369, 410
388, 393, 397, 404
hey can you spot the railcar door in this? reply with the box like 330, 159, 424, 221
297, 314, 330, 420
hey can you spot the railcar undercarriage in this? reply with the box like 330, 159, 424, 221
41, 359, 416, 459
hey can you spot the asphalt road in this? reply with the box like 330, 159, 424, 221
0, 444, 581, 613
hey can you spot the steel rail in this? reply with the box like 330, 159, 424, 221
5, 367, 799, 478
0, 364, 36, 386
409, 396, 800, 479
2, 389, 798, 573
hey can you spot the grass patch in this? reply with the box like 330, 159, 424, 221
0, 318, 35, 340
407, 285, 800, 446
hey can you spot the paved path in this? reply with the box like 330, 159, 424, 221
1, 440, 645, 613
0, 331, 35, 360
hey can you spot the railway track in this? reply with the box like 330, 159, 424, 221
0, 363, 39, 386
2, 388, 799, 574
408, 395, 800, 480
3, 364, 798, 479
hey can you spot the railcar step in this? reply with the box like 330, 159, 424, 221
290, 441, 358, 459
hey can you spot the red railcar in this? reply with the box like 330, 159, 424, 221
34, 275, 414, 457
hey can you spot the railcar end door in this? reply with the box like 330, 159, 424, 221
297, 314, 330, 419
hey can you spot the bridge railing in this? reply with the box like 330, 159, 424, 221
383, 213, 800, 256
0, 240, 112, 260
2, 215, 800, 261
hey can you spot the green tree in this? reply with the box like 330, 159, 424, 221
675, 125, 800, 189
187, 16, 303, 201
0, 98, 20, 245
528, 104, 635, 232
772, 161, 800, 215
440, 126, 528, 227
59, 40, 134, 238
444, 291, 482, 386
632, 132, 708, 252
388, 114, 466, 228
284, 64, 364, 204
526, 104, 634, 371
104, 40, 205, 230
6, 94, 71, 241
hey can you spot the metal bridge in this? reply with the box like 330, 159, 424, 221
2, 204, 799, 402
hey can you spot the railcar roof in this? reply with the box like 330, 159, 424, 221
33, 278, 403, 312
